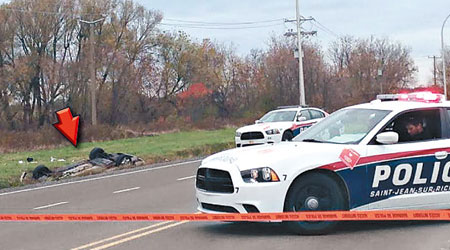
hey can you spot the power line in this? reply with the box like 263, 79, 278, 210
0, 7, 285, 30
312, 19, 340, 38
159, 22, 284, 30
283, 16, 316, 38
1, 5, 285, 30
312, 22, 339, 39
0, 6, 95, 16
1, 0, 105, 9
1, 7, 68, 15
163, 18, 285, 26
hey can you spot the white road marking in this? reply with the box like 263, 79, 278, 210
113, 187, 140, 194
33, 201, 69, 210
176, 175, 196, 181
0, 159, 202, 197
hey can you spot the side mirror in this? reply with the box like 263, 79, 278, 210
255, 120, 262, 124
376, 132, 399, 145
297, 116, 307, 122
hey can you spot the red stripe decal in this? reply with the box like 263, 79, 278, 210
290, 122, 315, 131
320, 147, 450, 171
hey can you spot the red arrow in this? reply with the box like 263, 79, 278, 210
53, 107, 80, 146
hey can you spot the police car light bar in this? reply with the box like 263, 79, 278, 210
376, 94, 399, 101
376, 92, 444, 103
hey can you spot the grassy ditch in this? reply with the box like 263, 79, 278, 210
0, 128, 236, 189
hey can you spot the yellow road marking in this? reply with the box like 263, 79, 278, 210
72, 212, 200, 250
71, 221, 172, 250
90, 220, 189, 250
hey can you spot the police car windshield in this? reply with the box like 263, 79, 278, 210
259, 110, 297, 122
294, 108, 390, 144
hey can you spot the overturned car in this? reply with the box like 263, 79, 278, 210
22, 147, 144, 182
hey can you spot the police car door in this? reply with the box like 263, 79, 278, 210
298, 109, 322, 130
366, 108, 450, 210
292, 110, 313, 137
309, 109, 326, 124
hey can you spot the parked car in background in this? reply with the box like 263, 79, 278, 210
235, 106, 328, 147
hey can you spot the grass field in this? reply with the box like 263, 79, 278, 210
0, 128, 236, 189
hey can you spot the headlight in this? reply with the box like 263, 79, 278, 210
241, 167, 280, 183
235, 132, 242, 137
265, 129, 280, 135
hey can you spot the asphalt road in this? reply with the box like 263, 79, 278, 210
0, 159, 450, 250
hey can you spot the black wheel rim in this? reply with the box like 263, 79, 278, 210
293, 184, 333, 212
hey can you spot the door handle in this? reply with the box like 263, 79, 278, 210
435, 151, 448, 160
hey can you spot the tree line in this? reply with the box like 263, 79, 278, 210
0, 0, 434, 131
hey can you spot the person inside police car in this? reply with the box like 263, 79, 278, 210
404, 116, 432, 141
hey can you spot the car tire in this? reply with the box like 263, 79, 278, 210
89, 147, 107, 160
32, 165, 53, 180
114, 154, 131, 166
282, 131, 293, 141
284, 172, 347, 235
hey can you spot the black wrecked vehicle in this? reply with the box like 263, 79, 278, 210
22, 147, 144, 182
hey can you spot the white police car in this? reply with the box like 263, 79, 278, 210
235, 106, 327, 147
196, 92, 450, 234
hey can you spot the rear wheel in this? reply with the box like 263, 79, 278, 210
114, 154, 131, 166
284, 172, 347, 235
282, 131, 293, 141
89, 147, 107, 160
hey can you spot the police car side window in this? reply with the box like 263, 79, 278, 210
310, 110, 324, 119
447, 109, 450, 125
300, 110, 311, 120
447, 109, 450, 136
389, 109, 442, 143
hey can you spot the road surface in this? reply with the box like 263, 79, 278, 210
0, 160, 449, 250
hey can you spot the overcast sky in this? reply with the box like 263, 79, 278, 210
140, 0, 450, 86
1, 0, 449, 86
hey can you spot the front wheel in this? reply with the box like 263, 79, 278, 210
284, 172, 347, 235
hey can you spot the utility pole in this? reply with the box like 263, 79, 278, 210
285, 2, 314, 106
441, 13, 450, 100
79, 18, 104, 126
378, 68, 383, 93
284, 30, 317, 37
296, 0, 305, 106
428, 55, 439, 85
